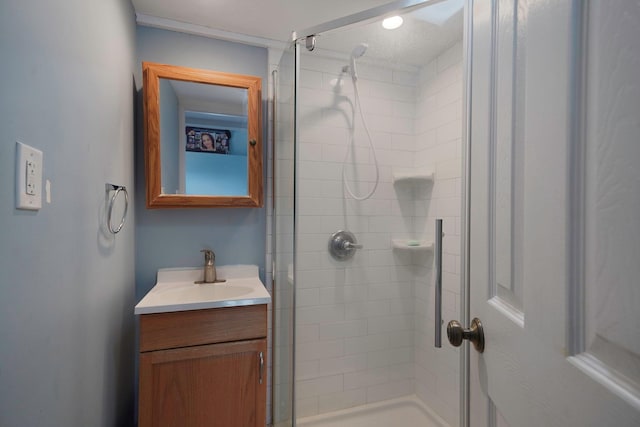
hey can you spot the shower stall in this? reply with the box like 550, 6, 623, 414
272, 0, 467, 425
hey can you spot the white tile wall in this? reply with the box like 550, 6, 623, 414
293, 52, 420, 419
292, 40, 463, 425
414, 41, 463, 427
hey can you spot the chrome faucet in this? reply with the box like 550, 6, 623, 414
201, 249, 217, 283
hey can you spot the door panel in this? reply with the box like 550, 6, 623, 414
468, 0, 640, 426
573, 0, 640, 406
491, 0, 525, 314
139, 340, 267, 427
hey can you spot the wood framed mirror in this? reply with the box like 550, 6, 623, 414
143, 62, 262, 208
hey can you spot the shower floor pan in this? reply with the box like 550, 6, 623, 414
296, 395, 449, 427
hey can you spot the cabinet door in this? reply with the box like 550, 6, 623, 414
139, 339, 266, 427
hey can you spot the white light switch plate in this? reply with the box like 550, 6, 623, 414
16, 141, 43, 210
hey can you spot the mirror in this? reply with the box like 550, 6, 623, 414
143, 62, 263, 208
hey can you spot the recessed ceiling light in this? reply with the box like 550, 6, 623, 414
382, 16, 403, 30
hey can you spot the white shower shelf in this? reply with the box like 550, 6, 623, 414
391, 239, 434, 252
392, 169, 434, 185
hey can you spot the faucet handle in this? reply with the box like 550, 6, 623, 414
201, 249, 215, 265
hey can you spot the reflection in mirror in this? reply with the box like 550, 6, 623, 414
159, 80, 249, 196
143, 62, 262, 208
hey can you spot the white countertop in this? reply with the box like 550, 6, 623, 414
134, 265, 271, 315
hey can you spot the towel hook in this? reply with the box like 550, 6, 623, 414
105, 183, 128, 234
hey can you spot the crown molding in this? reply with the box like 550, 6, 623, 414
135, 14, 420, 74
136, 13, 289, 50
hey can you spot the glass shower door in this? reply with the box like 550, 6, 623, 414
290, 1, 465, 425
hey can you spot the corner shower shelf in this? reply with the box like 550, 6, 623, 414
391, 239, 434, 252
392, 169, 434, 185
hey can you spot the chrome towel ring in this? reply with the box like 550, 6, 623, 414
105, 183, 128, 234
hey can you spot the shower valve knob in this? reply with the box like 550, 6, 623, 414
343, 241, 363, 249
329, 230, 362, 261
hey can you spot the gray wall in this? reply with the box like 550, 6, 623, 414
0, 0, 137, 426
160, 78, 180, 194
135, 27, 268, 300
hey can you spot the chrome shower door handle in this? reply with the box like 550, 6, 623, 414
435, 219, 443, 348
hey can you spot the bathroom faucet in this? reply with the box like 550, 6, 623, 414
201, 249, 217, 283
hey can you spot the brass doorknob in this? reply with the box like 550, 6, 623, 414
447, 317, 485, 353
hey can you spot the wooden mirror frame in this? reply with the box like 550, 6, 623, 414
143, 62, 263, 208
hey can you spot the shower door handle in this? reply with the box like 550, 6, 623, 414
434, 219, 443, 348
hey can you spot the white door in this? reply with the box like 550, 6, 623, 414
463, 0, 640, 426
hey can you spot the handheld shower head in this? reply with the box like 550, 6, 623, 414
351, 43, 368, 59
349, 43, 368, 81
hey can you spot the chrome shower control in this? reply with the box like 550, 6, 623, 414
329, 230, 362, 261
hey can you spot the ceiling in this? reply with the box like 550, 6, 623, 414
132, 0, 463, 67
311, 2, 463, 67
132, 0, 395, 43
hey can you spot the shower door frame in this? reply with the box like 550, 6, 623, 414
286, 0, 475, 426
271, 42, 299, 427
293, 0, 452, 43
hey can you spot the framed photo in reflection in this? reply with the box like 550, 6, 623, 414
186, 127, 231, 154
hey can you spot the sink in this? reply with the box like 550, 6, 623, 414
153, 283, 255, 299
135, 265, 271, 315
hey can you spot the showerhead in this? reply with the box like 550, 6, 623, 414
351, 43, 368, 59
349, 43, 368, 81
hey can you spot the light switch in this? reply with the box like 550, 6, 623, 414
16, 141, 43, 210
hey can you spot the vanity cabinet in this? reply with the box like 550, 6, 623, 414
138, 304, 267, 427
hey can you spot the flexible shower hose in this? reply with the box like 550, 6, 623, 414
342, 74, 380, 201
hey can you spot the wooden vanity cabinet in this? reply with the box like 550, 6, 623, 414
138, 304, 267, 427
